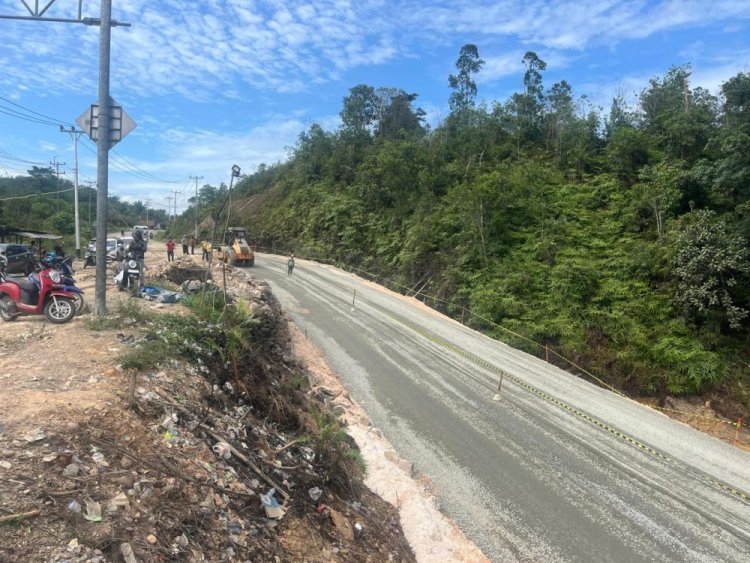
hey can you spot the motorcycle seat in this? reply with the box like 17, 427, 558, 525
5, 277, 38, 291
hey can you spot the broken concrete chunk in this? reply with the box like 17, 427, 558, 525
63, 463, 80, 478
120, 543, 137, 563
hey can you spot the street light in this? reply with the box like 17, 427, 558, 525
231, 164, 241, 182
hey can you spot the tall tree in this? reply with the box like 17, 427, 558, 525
341, 84, 378, 131
545, 80, 574, 159
448, 44, 484, 113
377, 92, 425, 140
604, 94, 635, 139
508, 51, 547, 146
640, 65, 717, 162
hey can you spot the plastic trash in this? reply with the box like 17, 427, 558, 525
84, 499, 102, 522
260, 488, 285, 519
308, 487, 323, 501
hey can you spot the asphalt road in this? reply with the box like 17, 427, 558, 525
252, 253, 750, 562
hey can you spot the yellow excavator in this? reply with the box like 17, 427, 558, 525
215, 227, 255, 266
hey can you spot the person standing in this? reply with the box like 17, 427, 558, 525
201, 240, 208, 261
287, 254, 295, 276
181, 235, 189, 255
190, 236, 196, 255
166, 239, 175, 262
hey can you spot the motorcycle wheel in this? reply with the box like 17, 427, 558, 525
71, 293, 85, 315
0, 296, 19, 321
44, 297, 76, 324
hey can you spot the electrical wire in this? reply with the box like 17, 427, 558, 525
79, 138, 185, 185
0, 148, 44, 165
0, 107, 64, 127
0, 187, 75, 201
0, 96, 74, 127
0, 97, 183, 186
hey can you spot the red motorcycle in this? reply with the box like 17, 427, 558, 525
0, 255, 77, 324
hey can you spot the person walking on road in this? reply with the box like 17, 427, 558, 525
181, 235, 189, 255
287, 254, 295, 276
166, 239, 175, 262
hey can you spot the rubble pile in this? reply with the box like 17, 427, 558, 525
150, 254, 210, 285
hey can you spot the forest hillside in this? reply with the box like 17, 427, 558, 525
227, 46, 750, 416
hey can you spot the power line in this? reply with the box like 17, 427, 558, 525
0, 187, 75, 201
111, 148, 183, 184
0, 98, 182, 186
78, 137, 184, 184
0, 148, 44, 165
0, 95, 74, 126
0, 106, 65, 126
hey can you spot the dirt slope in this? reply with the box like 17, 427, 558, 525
0, 247, 420, 562
3, 243, 744, 561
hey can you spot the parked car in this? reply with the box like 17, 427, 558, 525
0, 243, 34, 275
87, 238, 119, 252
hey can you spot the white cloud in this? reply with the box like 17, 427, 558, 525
87, 113, 327, 209
2, 0, 746, 102
410, 1, 750, 51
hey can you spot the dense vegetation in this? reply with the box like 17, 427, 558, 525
0, 167, 167, 246
229, 46, 750, 412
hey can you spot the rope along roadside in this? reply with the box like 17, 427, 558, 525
255, 247, 749, 433
377, 307, 750, 506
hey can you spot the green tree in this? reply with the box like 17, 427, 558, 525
635, 162, 681, 238
545, 80, 574, 158
341, 84, 378, 131
673, 210, 750, 330
604, 94, 636, 139
508, 51, 547, 147
376, 92, 425, 140
448, 44, 484, 113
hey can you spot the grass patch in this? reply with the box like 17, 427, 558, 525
119, 338, 170, 371
84, 298, 152, 331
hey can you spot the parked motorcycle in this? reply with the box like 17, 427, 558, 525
41, 254, 84, 314
83, 248, 96, 268
0, 255, 77, 324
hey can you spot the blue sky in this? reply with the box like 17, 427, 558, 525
1, 0, 749, 214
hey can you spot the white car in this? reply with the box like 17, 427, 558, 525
88, 238, 119, 252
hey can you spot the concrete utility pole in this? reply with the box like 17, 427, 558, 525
49, 156, 66, 179
93, 0, 113, 315
60, 126, 84, 257
166, 195, 173, 224
190, 175, 203, 239
49, 156, 65, 201
83, 180, 95, 223
170, 189, 180, 223
144, 198, 151, 226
